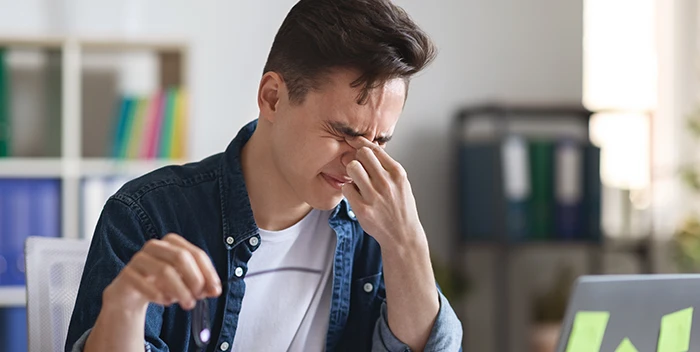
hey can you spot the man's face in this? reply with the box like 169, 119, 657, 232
267, 70, 406, 210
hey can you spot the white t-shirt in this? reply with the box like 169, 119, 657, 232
231, 209, 336, 352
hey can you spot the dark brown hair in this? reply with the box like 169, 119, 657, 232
263, 0, 437, 104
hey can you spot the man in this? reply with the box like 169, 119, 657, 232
66, 0, 463, 351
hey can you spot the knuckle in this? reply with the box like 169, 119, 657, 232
163, 233, 179, 240
194, 249, 209, 263
354, 205, 369, 218
174, 249, 192, 264
393, 165, 407, 179
130, 251, 145, 263
160, 265, 177, 279
144, 239, 159, 249
192, 276, 206, 292
377, 177, 391, 190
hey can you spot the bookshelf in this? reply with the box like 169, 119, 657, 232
0, 36, 190, 309
452, 103, 653, 352
0, 287, 25, 307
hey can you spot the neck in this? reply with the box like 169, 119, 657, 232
241, 124, 312, 231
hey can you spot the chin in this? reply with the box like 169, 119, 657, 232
307, 193, 344, 211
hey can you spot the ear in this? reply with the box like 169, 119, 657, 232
257, 72, 285, 123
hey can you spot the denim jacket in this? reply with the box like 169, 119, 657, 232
65, 120, 463, 352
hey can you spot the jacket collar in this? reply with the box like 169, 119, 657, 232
218, 119, 356, 248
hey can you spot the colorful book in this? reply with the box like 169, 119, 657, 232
111, 97, 134, 158
158, 87, 178, 159
145, 90, 166, 159
126, 97, 149, 159
170, 88, 187, 159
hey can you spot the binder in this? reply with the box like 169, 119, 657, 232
501, 135, 530, 241
0, 307, 28, 352
460, 142, 505, 241
529, 140, 555, 240
554, 140, 583, 240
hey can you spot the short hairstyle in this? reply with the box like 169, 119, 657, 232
263, 0, 437, 104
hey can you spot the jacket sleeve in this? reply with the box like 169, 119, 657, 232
372, 290, 463, 352
64, 195, 168, 352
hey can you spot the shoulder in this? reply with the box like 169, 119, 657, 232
114, 153, 223, 204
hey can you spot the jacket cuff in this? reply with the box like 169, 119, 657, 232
372, 290, 463, 352
70, 328, 152, 352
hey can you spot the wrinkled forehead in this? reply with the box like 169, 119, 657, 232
312, 72, 406, 138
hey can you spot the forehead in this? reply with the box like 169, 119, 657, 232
309, 70, 406, 133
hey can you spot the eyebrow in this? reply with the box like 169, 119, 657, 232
329, 121, 393, 144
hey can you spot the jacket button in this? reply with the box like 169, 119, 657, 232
234, 267, 244, 278
348, 210, 356, 220
363, 282, 373, 293
249, 236, 259, 247
226, 236, 234, 245
220, 341, 230, 351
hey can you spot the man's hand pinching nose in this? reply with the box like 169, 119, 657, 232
341, 137, 426, 247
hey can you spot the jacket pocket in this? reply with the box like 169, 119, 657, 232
353, 272, 385, 308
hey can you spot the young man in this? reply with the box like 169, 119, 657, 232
66, 0, 462, 351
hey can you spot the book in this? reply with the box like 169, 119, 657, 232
0, 307, 27, 352
0, 48, 9, 157
554, 140, 583, 240
460, 142, 505, 241
158, 87, 178, 158
81, 176, 131, 240
501, 135, 530, 241
529, 140, 555, 240
584, 144, 602, 241
0, 179, 61, 285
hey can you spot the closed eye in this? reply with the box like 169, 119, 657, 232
325, 120, 392, 145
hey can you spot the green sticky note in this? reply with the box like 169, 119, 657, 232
658, 307, 693, 352
565, 311, 610, 352
615, 338, 639, 352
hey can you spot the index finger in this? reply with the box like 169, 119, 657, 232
164, 234, 222, 297
346, 136, 400, 173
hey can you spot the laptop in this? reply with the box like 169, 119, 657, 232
555, 274, 700, 352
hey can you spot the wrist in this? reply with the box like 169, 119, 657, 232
379, 226, 429, 254
102, 282, 150, 316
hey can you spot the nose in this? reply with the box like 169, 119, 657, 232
340, 145, 357, 168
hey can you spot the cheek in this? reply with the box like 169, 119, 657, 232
309, 140, 348, 169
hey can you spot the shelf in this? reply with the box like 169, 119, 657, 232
0, 286, 26, 307
0, 36, 186, 51
80, 38, 187, 52
462, 240, 601, 248
79, 158, 186, 177
461, 237, 651, 252
0, 158, 63, 178
0, 36, 65, 49
0, 158, 186, 178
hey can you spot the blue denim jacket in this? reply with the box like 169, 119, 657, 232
65, 120, 462, 352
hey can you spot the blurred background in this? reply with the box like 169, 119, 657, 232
0, 0, 696, 351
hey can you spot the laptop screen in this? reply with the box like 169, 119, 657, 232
555, 275, 700, 352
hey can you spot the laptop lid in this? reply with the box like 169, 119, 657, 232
555, 274, 700, 352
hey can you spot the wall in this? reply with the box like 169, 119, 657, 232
0, 0, 583, 257
0, 1, 584, 350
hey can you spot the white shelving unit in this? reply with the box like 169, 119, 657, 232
0, 286, 26, 307
0, 36, 189, 308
